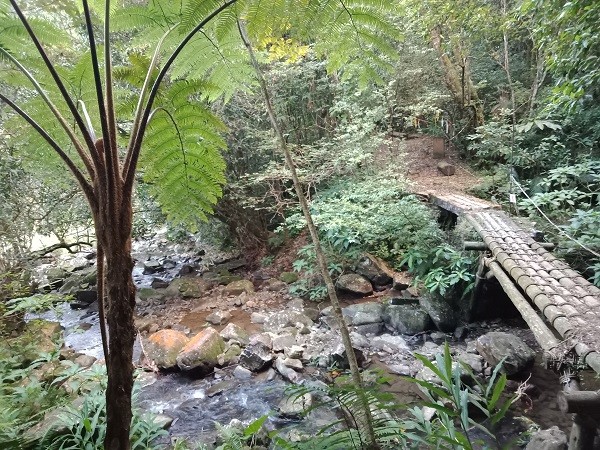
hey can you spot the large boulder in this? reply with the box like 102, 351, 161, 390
355, 254, 393, 286
476, 332, 535, 375
342, 302, 384, 326
419, 294, 459, 332
525, 426, 567, 450
336, 274, 373, 296
239, 341, 273, 372
383, 304, 432, 335
166, 277, 211, 298
223, 279, 255, 296
219, 323, 249, 345
146, 330, 189, 369
176, 328, 225, 373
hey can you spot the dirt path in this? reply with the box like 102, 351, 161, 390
400, 135, 482, 195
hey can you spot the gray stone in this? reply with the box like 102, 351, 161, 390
272, 334, 296, 352
233, 365, 253, 379
285, 345, 304, 359
265, 310, 313, 331
277, 393, 312, 418
353, 323, 384, 336
387, 364, 412, 376
166, 277, 211, 298
372, 334, 410, 353
456, 351, 484, 374
274, 357, 302, 383
250, 312, 267, 324
383, 304, 432, 335
143, 260, 163, 274
419, 294, 459, 332
348, 332, 370, 348
152, 414, 174, 429
525, 426, 567, 450
265, 279, 287, 292
250, 333, 272, 349
219, 323, 250, 345
223, 279, 254, 296
239, 342, 273, 372
392, 272, 411, 291
335, 274, 373, 296
476, 332, 536, 375
151, 278, 169, 289
437, 161, 455, 176
282, 357, 303, 370
327, 343, 366, 369
74, 354, 97, 369
206, 310, 232, 325
429, 331, 447, 344
355, 254, 393, 286
342, 302, 384, 325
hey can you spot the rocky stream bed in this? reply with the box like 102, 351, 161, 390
19, 232, 588, 449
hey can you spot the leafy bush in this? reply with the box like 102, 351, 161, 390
284, 178, 442, 266
402, 245, 477, 298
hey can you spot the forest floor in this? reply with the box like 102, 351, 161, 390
399, 135, 482, 195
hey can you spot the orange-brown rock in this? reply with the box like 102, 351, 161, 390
176, 327, 225, 373
146, 329, 189, 369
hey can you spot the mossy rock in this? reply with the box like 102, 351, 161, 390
279, 272, 299, 284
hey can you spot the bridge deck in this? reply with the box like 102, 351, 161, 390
430, 193, 600, 372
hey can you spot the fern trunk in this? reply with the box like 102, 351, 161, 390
96, 201, 136, 450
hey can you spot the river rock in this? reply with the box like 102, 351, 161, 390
143, 260, 163, 274
166, 277, 211, 298
265, 310, 313, 330
326, 343, 366, 369
355, 254, 393, 286
274, 356, 302, 383
250, 312, 267, 324
74, 354, 97, 369
206, 310, 232, 325
218, 343, 242, 366
342, 302, 384, 325
372, 334, 410, 353
233, 365, 253, 379
392, 272, 411, 290
383, 303, 432, 335
353, 323, 384, 336
265, 279, 287, 292
336, 274, 373, 296
219, 323, 249, 345
476, 332, 535, 375
525, 426, 567, 450
455, 351, 484, 374
239, 341, 273, 372
419, 294, 459, 332
223, 279, 254, 296
146, 330, 189, 369
176, 328, 225, 373
58, 267, 97, 295
278, 393, 312, 418
285, 345, 304, 359
151, 278, 169, 289
272, 333, 296, 352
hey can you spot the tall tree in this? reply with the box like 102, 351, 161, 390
0, 1, 400, 448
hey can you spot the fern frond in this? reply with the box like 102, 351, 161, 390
139, 81, 227, 228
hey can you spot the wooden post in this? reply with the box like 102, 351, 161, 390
561, 375, 597, 449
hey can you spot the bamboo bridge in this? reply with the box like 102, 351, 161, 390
429, 192, 600, 448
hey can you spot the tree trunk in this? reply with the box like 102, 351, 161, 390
238, 21, 379, 449
98, 204, 136, 450
430, 27, 484, 127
